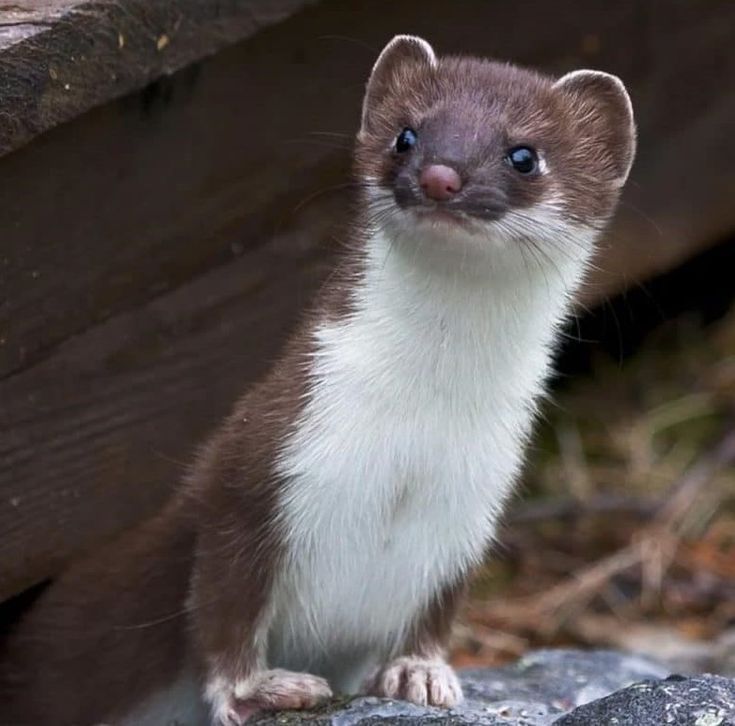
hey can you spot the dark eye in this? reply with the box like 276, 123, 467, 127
395, 127, 418, 153
506, 146, 539, 175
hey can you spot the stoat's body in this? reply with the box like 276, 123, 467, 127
268, 226, 589, 683
1, 36, 635, 726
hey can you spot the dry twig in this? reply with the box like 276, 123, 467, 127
480, 426, 735, 636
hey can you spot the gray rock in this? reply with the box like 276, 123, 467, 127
251, 649, 670, 725
555, 674, 735, 726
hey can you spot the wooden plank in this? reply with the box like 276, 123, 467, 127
0, 0, 316, 157
2, 0, 735, 600
582, 0, 735, 303
0, 193, 344, 599
0, 11, 358, 379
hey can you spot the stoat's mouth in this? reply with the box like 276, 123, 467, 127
413, 207, 482, 235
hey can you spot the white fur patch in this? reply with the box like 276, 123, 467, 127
269, 211, 596, 691
537, 151, 549, 175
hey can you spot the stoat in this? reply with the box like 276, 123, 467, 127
0, 35, 636, 726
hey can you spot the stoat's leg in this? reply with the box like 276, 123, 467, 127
367, 580, 466, 708
206, 669, 333, 725
369, 654, 462, 708
189, 519, 332, 725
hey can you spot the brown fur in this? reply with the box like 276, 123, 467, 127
405, 580, 467, 658
0, 35, 635, 725
183, 328, 314, 682
0, 500, 194, 725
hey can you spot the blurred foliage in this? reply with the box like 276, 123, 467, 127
454, 302, 735, 672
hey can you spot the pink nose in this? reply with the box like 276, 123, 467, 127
419, 164, 462, 201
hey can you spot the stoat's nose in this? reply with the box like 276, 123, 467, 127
419, 164, 462, 201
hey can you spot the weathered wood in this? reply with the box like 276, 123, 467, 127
0, 0, 316, 157
0, 10, 357, 379
0, 194, 344, 599
2, 0, 735, 600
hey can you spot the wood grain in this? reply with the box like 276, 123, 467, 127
0, 17, 359, 379
0, 0, 317, 154
0, 192, 344, 599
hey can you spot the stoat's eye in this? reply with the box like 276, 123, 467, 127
395, 127, 418, 153
506, 146, 539, 174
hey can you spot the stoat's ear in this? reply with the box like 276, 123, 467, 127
554, 70, 636, 186
360, 35, 437, 137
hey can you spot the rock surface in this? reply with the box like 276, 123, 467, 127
251, 649, 690, 725
555, 674, 735, 726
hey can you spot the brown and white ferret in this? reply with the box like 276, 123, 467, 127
0, 35, 636, 726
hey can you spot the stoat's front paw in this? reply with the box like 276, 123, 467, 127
206, 670, 333, 725
369, 655, 463, 708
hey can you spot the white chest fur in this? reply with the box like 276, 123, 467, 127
270, 227, 589, 688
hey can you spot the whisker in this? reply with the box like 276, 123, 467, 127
291, 181, 366, 215
282, 139, 352, 152
315, 34, 378, 53
617, 200, 664, 239
307, 131, 354, 139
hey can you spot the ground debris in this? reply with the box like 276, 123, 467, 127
456, 306, 735, 674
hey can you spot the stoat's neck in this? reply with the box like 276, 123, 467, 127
354, 227, 588, 349
313, 227, 592, 413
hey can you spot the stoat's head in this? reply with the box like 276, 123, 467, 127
356, 35, 636, 268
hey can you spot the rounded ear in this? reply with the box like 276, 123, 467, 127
554, 70, 636, 186
360, 35, 436, 136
